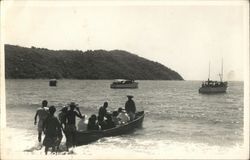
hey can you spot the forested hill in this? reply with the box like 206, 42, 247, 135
5, 44, 184, 80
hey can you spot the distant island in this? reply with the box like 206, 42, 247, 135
5, 44, 184, 80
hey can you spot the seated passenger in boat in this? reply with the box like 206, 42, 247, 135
117, 108, 130, 124
104, 114, 116, 129
87, 114, 100, 131
77, 115, 87, 131
112, 111, 121, 125
127, 112, 135, 121
97, 115, 107, 130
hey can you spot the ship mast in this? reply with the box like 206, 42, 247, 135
219, 58, 223, 82
208, 61, 210, 81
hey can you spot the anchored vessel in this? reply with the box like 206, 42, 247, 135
110, 79, 138, 89
199, 60, 228, 94
49, 79, 57, 87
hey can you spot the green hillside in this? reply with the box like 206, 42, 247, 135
5, 44, 184, 80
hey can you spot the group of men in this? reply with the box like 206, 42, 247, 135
34, 100, 84, 154
34, 95, 136, 154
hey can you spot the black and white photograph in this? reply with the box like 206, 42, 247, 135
0, 0, 249, 159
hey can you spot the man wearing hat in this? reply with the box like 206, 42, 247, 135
65, 102, 84, 149
125, 95, 136, 120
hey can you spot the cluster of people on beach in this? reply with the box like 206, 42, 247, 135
34, 95, 136, 154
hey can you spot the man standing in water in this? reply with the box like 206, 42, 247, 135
43, 106, 62, 155
34, 100, 49, 143
58, 106, 68, 130
66, 102, 84, 149
125, 95, 136, 120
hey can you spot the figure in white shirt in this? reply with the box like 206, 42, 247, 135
117, 108, 130, 124
77, 115, 87, 131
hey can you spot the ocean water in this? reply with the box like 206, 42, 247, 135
3, 80, 245, 159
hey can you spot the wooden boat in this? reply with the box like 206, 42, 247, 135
75, 111, 144, 146
49, 79, 57, 87
110, 79, 138, 89
199, 60, 228, 94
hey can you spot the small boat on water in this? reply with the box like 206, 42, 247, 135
49, 79, 57, 87
199, 60, 228, 94
75, 111, 144, 146
199, 80, 228, 94
110, 79, 138, 89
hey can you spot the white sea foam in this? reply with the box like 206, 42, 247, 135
1, 127, 247, 160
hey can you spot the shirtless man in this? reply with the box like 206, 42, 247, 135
98, 102, 108, 119
34, 100, 49, 143
65, 102, 84, 148
43, 106, 62, 154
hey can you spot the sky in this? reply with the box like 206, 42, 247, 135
2, 1, 248, 81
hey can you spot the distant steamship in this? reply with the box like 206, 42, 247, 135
110, 79, 138, 89
199, 60, 228, 94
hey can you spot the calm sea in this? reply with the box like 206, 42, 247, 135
4, 80, 244, 158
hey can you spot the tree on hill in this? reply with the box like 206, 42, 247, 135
5, 44, 184, 80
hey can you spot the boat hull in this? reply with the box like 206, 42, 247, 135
199, 86, 227, 94
110, 82, 138, 89
75, 111, 144, 146
75, 130, 103, 145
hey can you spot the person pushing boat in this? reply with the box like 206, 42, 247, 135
34, 100, 49, 143
43, 106, 62, 155
58, 106, 68, 130
65, 102, 84, 149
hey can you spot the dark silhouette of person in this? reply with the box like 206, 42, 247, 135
65, 102, 84, 149
104, 114, 116, 129
125, 95, 136, 120
87, 114, 100, 130
125, 95, 136, 113
98, 102, 108, 119
42, 106, 62, 155
58, 106, 68, 130
97, 115, 107, 130
112, 111, 120, 125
